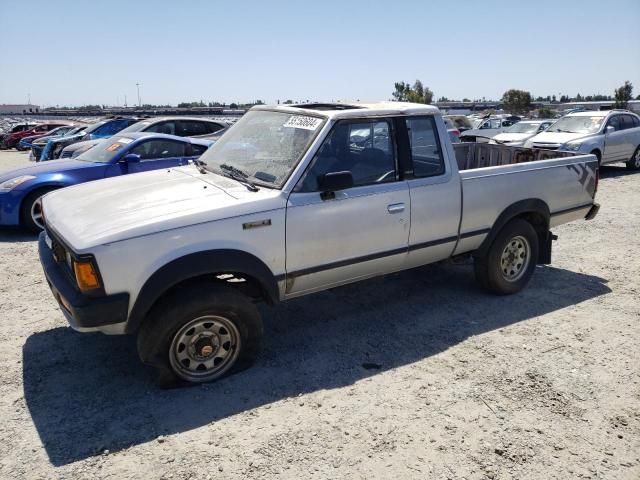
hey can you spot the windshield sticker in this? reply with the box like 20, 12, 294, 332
283, 115, 322, 131
106, 143, 122, 152
118, 137, 133, 144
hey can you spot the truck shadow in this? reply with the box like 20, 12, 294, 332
22, 263, 610, 466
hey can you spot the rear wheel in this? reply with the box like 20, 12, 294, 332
474, 218, 539, 295
626, 146, 640, 171
137, 284, 263, 388
20, 188, 57, 233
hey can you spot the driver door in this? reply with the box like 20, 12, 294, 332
285, 119, 410, 297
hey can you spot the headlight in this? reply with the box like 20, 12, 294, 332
0, 175, 36, 192
561, 142, 581, 151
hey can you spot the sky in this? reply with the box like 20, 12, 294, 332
1, 0, 639, 107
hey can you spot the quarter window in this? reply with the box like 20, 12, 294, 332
129, 139, 186, 160
406, 117, 445, 178
178, 121, 209, 137
296, 119, 396, 191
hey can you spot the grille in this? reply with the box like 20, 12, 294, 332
60, 150, 73, 159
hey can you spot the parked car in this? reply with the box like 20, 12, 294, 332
524, 110, 640, 169
490, 120, 555, 146
18, 125, 78, 151
61, 116, 230, 158
0, 123, 39, 149
38, 102, 599, 386
39, 117, 141, 161
10, 123, 75, 150
30, 126, 87, 161
0, 133, 212, 232
443, 118, 461, 143
460, 116, 521, 142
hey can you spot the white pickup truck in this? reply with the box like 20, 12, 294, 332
38, 102, 600, 386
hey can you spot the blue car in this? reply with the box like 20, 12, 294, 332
0, 132, 212, 232
39, 117, 141, 161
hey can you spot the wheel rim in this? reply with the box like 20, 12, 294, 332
30, 197, 44, 229
169, 315, 241, 382
500, 235, 531, 282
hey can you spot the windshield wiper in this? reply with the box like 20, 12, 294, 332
189, 158, 208, 174
553, 129, 575, 133
219, 164, 259, 192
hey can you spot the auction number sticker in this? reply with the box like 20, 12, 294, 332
283, 115, 322, 131
118, 137, 133, 144
106, 143, 122, 152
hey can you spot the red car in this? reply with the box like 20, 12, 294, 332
3, 123, 72, 150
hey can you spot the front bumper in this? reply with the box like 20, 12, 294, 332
38, 232, 130, 331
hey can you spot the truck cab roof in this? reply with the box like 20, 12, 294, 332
253, 102, 440, 120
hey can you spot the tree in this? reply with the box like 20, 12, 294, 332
462, 98, 471, 102
614, 81, 633, 109
392, 80, 433, 104
501, 89, 532, 115
283, 99, 294, 104
537, 106, 555, 118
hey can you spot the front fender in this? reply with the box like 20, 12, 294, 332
125, 249, 281, 333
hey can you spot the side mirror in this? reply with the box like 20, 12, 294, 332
121, 153, 141, 163
605, 126, 615, 135
318, 171, 353, 200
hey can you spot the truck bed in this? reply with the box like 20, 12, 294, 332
453, 142, 582, 170
451, 143, 598, 256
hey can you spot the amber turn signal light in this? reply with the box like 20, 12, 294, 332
73, 261, 101, 291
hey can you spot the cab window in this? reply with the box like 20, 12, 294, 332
296, 119, 396, 192
129, 139, 186, 160
406, 116, 445, 178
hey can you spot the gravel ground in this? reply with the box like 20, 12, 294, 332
0, 149, 638, 479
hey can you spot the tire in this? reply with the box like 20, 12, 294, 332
625, 146, 640, 171
474, 218, 539, 295
20, 188, 57, 233
137, 284, 263, 388
590, 149, 601, 167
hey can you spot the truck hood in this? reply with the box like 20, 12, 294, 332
529, 131, 593, 144
0, 159, 99, 184
42, 166, 284, 251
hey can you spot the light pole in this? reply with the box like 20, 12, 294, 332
136, 83, 142, 107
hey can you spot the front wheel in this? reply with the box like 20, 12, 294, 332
626, 147, 640, 171
137, 284, 263, 387
20, 188, 57, 233
474, 218, 539, 295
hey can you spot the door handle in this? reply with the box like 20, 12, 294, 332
387, 203, 405, 214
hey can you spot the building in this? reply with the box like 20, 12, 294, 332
557, 100, 640, 114
0, 104, 41, 115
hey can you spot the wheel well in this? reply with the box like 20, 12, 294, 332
590, 149, 601, 162
158, 272, 267, 305
516, 211, 549, 260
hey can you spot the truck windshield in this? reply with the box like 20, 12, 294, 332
198, 110, 324, 188
505, 122, 543, 133
546, 116, 604, 134
76, 136, 134, 163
